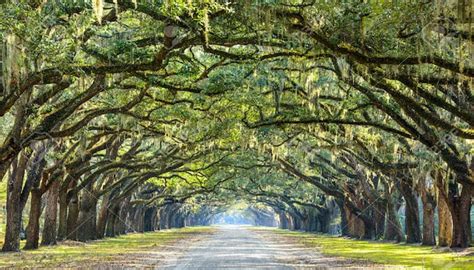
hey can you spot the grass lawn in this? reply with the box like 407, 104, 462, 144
259, 228, 474, 270
0, 226, 213, 268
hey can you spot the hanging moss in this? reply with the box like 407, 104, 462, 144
113, 0, 119, 16
93, 0, 104, 24
203, 6, 209, 47
3, 34, 20, 95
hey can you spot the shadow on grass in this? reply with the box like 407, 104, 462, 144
0, 226, 213, 268
253, 227, 473, 270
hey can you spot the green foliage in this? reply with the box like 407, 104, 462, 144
0, 0, 472, 252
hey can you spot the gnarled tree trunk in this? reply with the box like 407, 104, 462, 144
398, 178, 421, 243
96, 193, 111, 239
24, 188, 42, 250
106, 203, 120, 237
2, 154, 28, 252
383, 189, 404, 242
115, 198, 131, 235
335, 199, 349, 236
278, 212, 289, 229
23, 150, 48, 250
41, 180, 59, 246
144, 207, 156, 232
420, 177, 436, 246
449, 183, 472, 248
57, 191, 68, 241
66, 191, 79, 240
437, 189, 453, 247
76, 187, 98, 242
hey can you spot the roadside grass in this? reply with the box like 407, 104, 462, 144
0, 226, 213, 268
254, 227, 474, 270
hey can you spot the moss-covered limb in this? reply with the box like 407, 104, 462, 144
258, 228, 474, 270
280, 11, 474, 78
0, 227, 214, 268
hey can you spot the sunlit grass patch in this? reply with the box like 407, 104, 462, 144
0, 226, 213, 268
261, 228, 473, 270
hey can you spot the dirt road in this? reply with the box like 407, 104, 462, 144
158, 225, 385, 269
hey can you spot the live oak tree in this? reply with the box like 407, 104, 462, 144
0, 0, 472, 252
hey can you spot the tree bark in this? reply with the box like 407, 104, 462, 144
76, 188, 98, 242
105, 214, 116, 237
449, 183, 472, 248
383, 188, 404, 242
398, 178, 421, 243
57, 191, 68, 240
115, 199, 130, 235
24, 188, 42, 250
437, 188, 453, 247
144, 207, 156, 232
361, 215, 376, 240
344, 203, 362, 238
159, 205, 170, 230
23, 148, 48, 250
105, 213, 116, 237
2, 154, 28, 252
278, 212, 289, 229
106, 203, 120, 237
317, 209, 330, 233
420, 177, 436, 246
421, 201, 436, 246
66, 192, 79, 240
96, 194, 110, 239
374, 204, 386, 239
41, 180, 59, 246
335, 199, 349, 236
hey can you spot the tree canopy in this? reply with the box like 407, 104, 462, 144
0, 0, 472, 252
